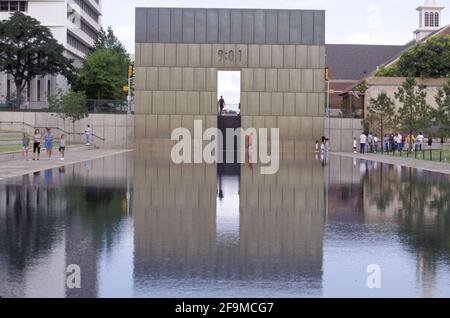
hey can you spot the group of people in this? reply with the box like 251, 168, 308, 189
22, 128, 65, 161
21, 124, 92, 161
315, 136, 330, 153
355, 131, 430, 154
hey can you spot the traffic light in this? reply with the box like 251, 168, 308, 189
325, 67, 330, 81
128, 64, 134, 79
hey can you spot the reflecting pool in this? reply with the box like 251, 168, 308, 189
1, 152, 450, 297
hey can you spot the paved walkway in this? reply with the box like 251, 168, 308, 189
0, 149, 133, 181
333, 152, 450, 175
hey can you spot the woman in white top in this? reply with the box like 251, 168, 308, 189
33, 129, 41, 161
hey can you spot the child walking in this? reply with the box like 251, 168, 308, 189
22, 133, 30, 160
44, 128, 53, 159
59, 134, 66, 161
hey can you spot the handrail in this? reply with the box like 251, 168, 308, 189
0, 120, 106, 141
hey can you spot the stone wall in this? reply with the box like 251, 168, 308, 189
0, 111, 134, 148
134, 8, 326, 151
365, 77, 448, 112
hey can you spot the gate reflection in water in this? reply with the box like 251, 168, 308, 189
2, 151, 450, 297
132, 150, 324, 297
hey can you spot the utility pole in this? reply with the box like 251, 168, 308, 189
325, 67, 331, 139
127, 64, 134, 115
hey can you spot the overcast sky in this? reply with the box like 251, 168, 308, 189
103, 0, 450, 54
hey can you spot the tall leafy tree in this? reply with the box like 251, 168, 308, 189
0, 12, 75, 108
95, 27, 129, 57
397, 35, 450, 78
75, 28, 130, 100
48, 89, 88, 124
434, 79, 450, 138
75, 48, 128, 100
395, 77, 432, 134
366, 91, 396, 142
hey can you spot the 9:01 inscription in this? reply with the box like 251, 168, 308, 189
218, 49, 243, 63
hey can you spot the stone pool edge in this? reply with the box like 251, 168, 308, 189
332, 152, 450, 176
0, 149, 134, 181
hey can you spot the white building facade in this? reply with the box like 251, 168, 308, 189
0, 0, 102, 108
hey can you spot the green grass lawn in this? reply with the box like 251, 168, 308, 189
0, 144, 23, 153
383, 149, 450, 163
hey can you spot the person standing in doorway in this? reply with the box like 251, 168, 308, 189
85, 125, 91, 145
22, 133, 30, 160
359, 133, 367, 154
32, 129, 41, 161
218, 96, 225, 114
44, 128, 53, 159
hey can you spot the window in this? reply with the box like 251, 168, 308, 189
6, 80, 11, 99
9, 1, 18, 11
0, 2, 9, 11
74, 0, 99, 23
27, 81, 30, 102
19, 1, 26, 12
425, 12, 430, 27
67, 32, 92, 55
37, 80, 41, 102
0, 1, 28, 12
80, 19, 99, 41
434, 12, 440, 27
47, 80, 51, 98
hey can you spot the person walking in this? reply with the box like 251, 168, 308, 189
85, 125, 91, 145
397, 133, 403, 152
393, 134, 398, 152
373, 135, 379, 153
359, 133, 367, 154
22, 133, 30, 160
353, 137, 357, 153
384, 134, 389, 153
407, 132, 415, 152
44, 128, 53, 159
417, 132, 424, 151
367, 133, 373, 153
428, 135, 433, 148
32, 129, 41, 161
59, 134, 66, 161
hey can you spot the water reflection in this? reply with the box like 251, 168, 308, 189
132, 152, 325, 297
1, 151, 450, 297
0, 153, 133, 297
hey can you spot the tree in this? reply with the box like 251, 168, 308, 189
75, 48, 129, 100
366, 91, 396, 145
48, 89, 88, 123
395, 77, 432, 135
434, 79, 450, 138
397, 35, 450, 78
75, 28, 130, 100
95, 27, 129, 57
374, 36, 450, 78
0, 12, 75, 108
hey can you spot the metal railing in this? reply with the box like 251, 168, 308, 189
0, 99, 134, 114
0, 120, 105, 142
